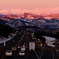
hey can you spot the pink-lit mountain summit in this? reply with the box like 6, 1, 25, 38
0, 8, 59, 20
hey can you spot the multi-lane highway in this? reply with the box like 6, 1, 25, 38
5, 50, 38, 59
0, 31, 53, 59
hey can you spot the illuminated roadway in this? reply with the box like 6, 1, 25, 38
0, 31, 53, 59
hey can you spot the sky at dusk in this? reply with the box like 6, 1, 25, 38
0, 0, 59, 10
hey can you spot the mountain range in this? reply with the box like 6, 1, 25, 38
0, 12, 59, 29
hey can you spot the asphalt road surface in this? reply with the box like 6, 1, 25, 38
41, 50, 53, 59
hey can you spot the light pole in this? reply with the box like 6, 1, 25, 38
3, 41, 6, 46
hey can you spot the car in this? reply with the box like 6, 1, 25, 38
11, 46, 17, 51
18, 46, 21, 49
21, 46, 26, 51
23, 44, 27, 48
23, 45, 25, 48
19, 51, 25, 56
5, 50, 12, 56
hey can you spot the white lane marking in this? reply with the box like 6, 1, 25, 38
51, 50, 54, 59
35, 51, 41, 59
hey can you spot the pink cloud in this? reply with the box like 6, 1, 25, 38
0, 7, 59, 15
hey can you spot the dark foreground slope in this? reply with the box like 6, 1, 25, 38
0, 23, 15, 38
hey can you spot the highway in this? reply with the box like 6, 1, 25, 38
41, 50, 53, 59
4, 31, 38, 59
0, 31, 53, 59
5, 50, 38, 59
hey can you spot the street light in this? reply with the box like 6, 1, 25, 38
47, 43, 49, 45
38, 39, 39, 41
40, 43, 43, 46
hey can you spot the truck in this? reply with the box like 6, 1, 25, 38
29, 42, 35, 51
